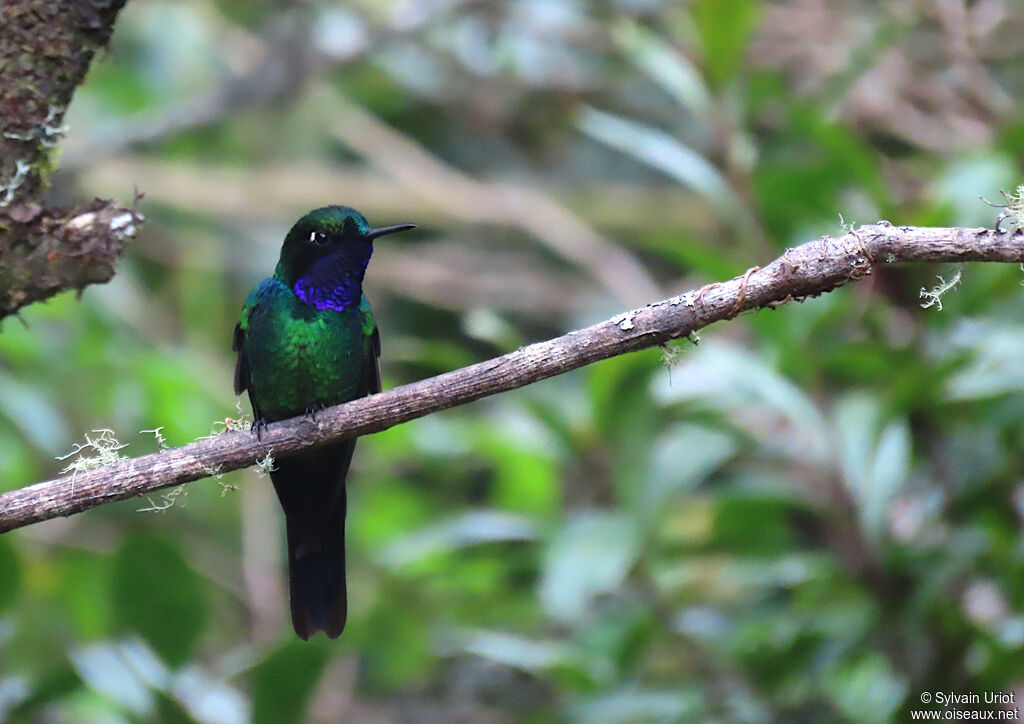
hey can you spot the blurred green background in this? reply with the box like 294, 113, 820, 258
3, 1, 1024, 722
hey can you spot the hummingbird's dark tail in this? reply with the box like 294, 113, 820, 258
270, 440, 355, 640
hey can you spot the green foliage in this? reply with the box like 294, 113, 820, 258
250, 642, 329, 724
539, 512, 642, 623
692, 0, 761, 89
752, 103, 890, 242
0, 535, 21, 611
57, 550, 110, 637
4, 2, 1024, 722
110, 534, 209, 667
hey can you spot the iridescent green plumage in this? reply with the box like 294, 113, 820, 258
233, 206, 413, 639
236, 280, 379, 422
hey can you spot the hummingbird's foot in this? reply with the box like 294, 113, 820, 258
251, 418, 268, 440
304, 403, 327, 421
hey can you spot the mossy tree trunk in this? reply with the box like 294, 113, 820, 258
0, 0, 142, 320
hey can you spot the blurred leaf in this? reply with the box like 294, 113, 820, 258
0, 535, 21, 611
520, 374, 593, 458
170, 666, 248, 724
539, 512, 642, 622
69, 641, 158, 717
250, 641, 328, 724
115, 638, 171, 691
110, 534, 208, 667
833, 394, 883, 494
834, 395, 910, 537
942, 320, 1024, 399
613, 20, 711, 119
0, 372, 70, 455
692, 0, 760, 88
155, 691, 195, 724
657, 551, 819, 599
0, 677, 30, 723
644, 423, 737, 516
935, 424, 1007, 496
576, 107, 755, 238
575, 604, 657, 682
491, 446, 561, 517
642, 230, 742, 280
867, 419, 911, 531
587, 351, 666, 512
312, 7, 369, 60
0, 433, 38, 490
348, 591, 433, 691
405, 415, 476, 458
712, 498, 796, 555
380, 510, 538, 568
48, 689, 135, 724
803, 111, 889, 206
749, 288, 847, 383
138, 356, 222, 442
655, 498, 716, 549
825, 653, 907, 723
5, 665, 80, 721
351, 477, 432, 550
475, 408, 562, 517
453, 629, 572, 673
932, 154, 1016, 227
653, 344, 831, 466
57, 550, 109, 637
751, 106, 889, 241
588, 349, 662, 441
568, 687, 705, 723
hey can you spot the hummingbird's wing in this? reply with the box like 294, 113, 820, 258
233, 283, 268, 420
232, 321, 249, 396
359, 295, 382, 396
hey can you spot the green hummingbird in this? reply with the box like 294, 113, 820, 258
233, 206, 414, 639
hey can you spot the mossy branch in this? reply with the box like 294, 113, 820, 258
1, 223, 1023, 533
0, 0, 141, 319
0, 200, 143, 318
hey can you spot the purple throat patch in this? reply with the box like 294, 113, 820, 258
292, 247, 371, 311
293, 276, 357, 311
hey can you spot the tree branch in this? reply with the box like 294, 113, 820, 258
0, 199, 143, 318
0, 0, 141, 319
1, 223, 1021, 533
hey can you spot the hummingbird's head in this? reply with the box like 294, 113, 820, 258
275, 205, 414, 311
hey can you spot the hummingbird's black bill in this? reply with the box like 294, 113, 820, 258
367, 223, 416, 240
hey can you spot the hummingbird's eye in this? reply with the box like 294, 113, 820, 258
309, 231, 329, 247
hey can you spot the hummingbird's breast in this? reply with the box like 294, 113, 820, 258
244, 278, 369, 421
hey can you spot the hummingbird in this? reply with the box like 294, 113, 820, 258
232, 206, 414, 639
